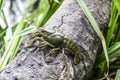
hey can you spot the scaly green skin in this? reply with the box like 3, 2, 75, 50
33, 29, 82, 64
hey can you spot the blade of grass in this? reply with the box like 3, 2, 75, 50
96, 0, 120, 67
110, 65, 120, 69
0, 0, 36, 69
106, 0, 120, 47
35, 0, 50, 27
8, 0, 38, 62
96, 42, 120, 66
114, 20, 120, 42
115, 69, 120, 80
39, 0, 63, 27
77, 0, 109, 78
9, 22, 30, 62
97, 42, 120, 62
0, 20, 29, 69
1, 10, 9, 27
0, 0, 4, 11
26, 0, 63, 27
16, 26, 37, 37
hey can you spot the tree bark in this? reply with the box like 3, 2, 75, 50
0, 0, 110, 80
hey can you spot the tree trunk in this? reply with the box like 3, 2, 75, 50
0, 0, 110, 80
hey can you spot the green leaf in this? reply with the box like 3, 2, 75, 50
115, 69, 120, 80
77, 0, 109, 77
37, 0, 63, 27
16, 26, 37, 37
106, 0, 120, 47
0, 0, 36, 69
0, 0, 3, 11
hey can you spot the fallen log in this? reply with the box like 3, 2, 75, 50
0, 0, 110, 80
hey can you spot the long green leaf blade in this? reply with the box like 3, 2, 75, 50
77, 0, 109, 77
115, 69, 120, 80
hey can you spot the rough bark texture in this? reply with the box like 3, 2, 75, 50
0, 0, 110, 80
